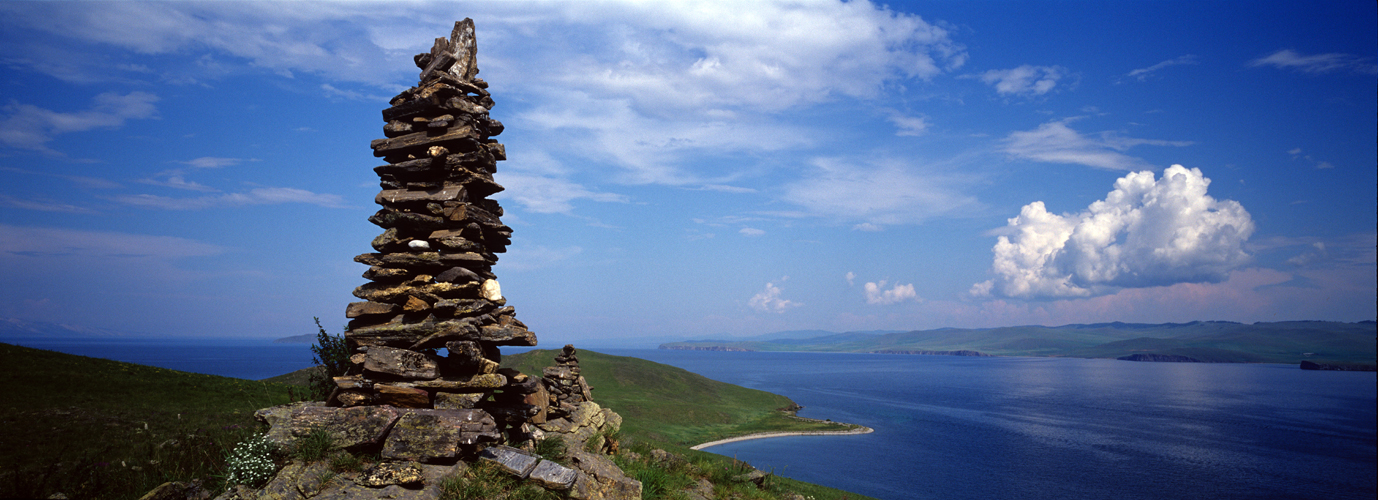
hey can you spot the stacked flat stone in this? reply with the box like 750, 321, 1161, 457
542, 344, 595, 420
335, 19, 538, 429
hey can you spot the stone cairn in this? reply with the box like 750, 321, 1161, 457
233, 20, 641, 500
335, 16, 541, 441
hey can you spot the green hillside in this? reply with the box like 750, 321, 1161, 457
502, 349, 855, 446
0, 342, 296, 500
1, 342, 876, 500
662, 321, 1377, 364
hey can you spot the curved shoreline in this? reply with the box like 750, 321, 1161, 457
690, 425, 874, 450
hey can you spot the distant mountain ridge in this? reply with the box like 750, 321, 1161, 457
660, 321, 1377, 365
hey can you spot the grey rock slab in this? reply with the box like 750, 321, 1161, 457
528, 459, 578, 490
364, 346, 440, 379
478, 444, 540, 478
259, 404, 400, 451
382, 409, 500, 461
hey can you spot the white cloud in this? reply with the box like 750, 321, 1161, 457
888, 114, 930, 136
114, 187, 347, 210
864, 280, 920, 305
974, 165, 1254, 299
739, 228, 765, 237
979, 65, 1068, 96
1003, 120, 1192, 170
494, 172, 629, 215
0, 224, 223, 260
498, 244, 583, 272
1249, 49, 1378, 75
139, 172, 218, 192
0, 92, 159, 152
0, 195, 96, 214
782, 157, 980, 225
748, 280, 800, 313
1287, 148, 1337, 170
1124, 55, 1197, 82
181, 157, 247, 169
537, 1, 968, 114
845, 272, 856, 285
1287, 242, 1329, 267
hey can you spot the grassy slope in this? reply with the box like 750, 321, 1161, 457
665, 321, 1377, 364
2, 343, 876, 500
0, 342, 298, 500
502, 349, 857, 447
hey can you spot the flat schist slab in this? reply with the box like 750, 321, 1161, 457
528, 459, 578, 490
382, 409, 501, 462
257, 404, 401, 450
376, 185, 466, 205
364, 345, 440, 379
478, 445, 539, 478
371, 125, 478, 158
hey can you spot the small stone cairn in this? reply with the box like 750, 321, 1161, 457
230, 20, 640, 500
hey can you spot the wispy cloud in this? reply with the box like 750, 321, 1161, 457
781, 157, 980, 226
0, 224, 223, 260
0, 92, 159, 153
1123, 55, 1198, 82
1002, 120, 1191, 170
739, 227, 765, 237
888, 113, 930, 137
114, 187, 347, 210
1249, 49, 1378, 75
181, 157, 249, 169
0, 195, 96, 214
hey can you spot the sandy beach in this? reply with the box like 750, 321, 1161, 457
690, 425, 875, 450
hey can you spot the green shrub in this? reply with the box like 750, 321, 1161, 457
533, 436, 567, 460
308, 317, 351, 401
290, 428, 337, 463
224, 433, 278, 487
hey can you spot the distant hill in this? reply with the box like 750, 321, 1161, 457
660, 321, 1377, 365
273, 333, 317, 343
0, 317, 147, 338
501, 348, 853, 447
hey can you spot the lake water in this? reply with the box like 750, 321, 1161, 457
602, 349, 1376, 500
5, 338, 1373, 499
3, 337, 317, 381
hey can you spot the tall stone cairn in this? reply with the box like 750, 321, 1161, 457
336, 18, 540, 442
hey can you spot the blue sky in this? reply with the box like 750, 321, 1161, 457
1, 0, 1373, 344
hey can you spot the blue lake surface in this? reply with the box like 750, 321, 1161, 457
4, 338, 1373, 499
4, 337, 317, 381
602, 349, 1376, 500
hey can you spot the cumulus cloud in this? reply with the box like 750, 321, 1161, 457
0, 92, 159, 152
1124, 55, 1198, 82
979, 65, 1069, 96
1003, 120, 1192, 170
864, 280, 921, 305
1249, 49, 1378, 75
973, 165, 1254, 299
748, 280, 800, 313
